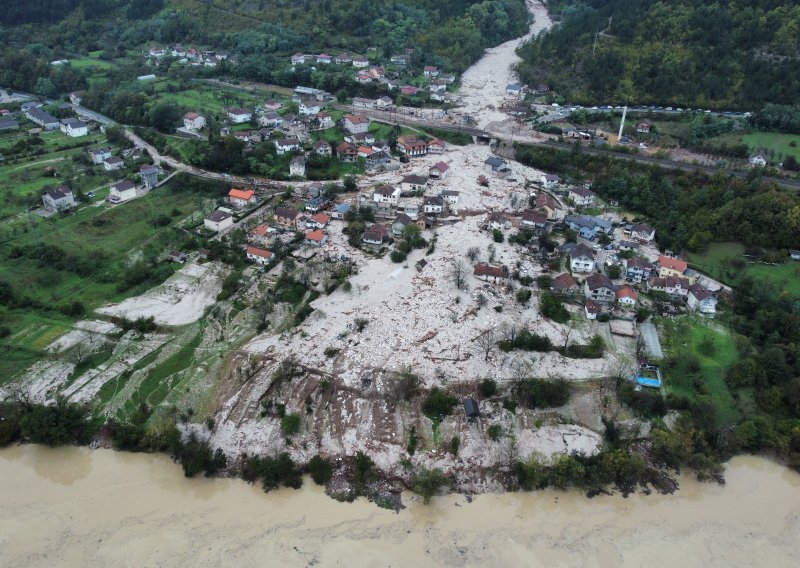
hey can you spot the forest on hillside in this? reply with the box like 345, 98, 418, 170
517, 0, 800, 109
0, 0, 529, 94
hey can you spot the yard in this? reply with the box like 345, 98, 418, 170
689, 242, 800, 296
0, 187, 204, 380
155, 83, 266, 119
657, 316, 740, 427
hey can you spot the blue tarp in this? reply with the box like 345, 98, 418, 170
636, 376, 661, 388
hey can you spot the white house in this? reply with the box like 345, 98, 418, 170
228, 188, 256, 208
541, 174, 560, 189
423, 66, 439, 77
183, 112, 206, 130
352, 56, 369, 68
342, 114, 370, 134
315, 111, 333, 129
568, 186, 595, 207
401, 174, 427, 194
313, 140, 332, 156
289, 156, 306, 177
103, 156, 125, 171
108, 180, 136, 204
616, 286, 638, 308
569, 244, 596, 273
259, 111, 282, 128
227, 108, 252, 123
373, 185, 400, 205
429, 162, 449, 179
687, 284, 717, 315
427, 139, 445, 154
90, 147, 112, 165
60, 118, 88, 137
423, 196, 444, 216
749, 151, 768, 167
204, 210, 233, 232
275, 137, 300, 155
299, 100, 322, 115
246, 246, 273, 265
42, 186, 76, 212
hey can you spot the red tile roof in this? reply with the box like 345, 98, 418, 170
246, 246, 273, 258
658, 255, 688, 273
229, 188, 254, 200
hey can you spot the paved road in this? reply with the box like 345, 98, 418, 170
639, 322, 664, 359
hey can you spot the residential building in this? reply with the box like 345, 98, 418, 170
439, 190, 459, 206
749, 150, 768, 167
427, 138, 445, 154
60, 118, 88, 137
362, 223, 388, 246
315, 111, 333, 129
535, 193, 559, 220
392, 213, 414, 237
505, 83, 522, 97
90, 147, 112, 165
291, 52, 306, 65
305, 196, 329, 213
183, 112, 206, 130
289, 156, 306, 177
397, 136, 427, 157
488, 212, 510, 231
103, 156, 124, 171
342, 114, 370, 134
630, 222, 655, 243
274, 207, 301, 230
331, 203, 351, 220
26, 107, 59, 130
249, 224, 274, 247
299, 100, 322, 115
352, 97, 375, 109
623, 257, 653, 283
423, 196, 444, 216
658, 255, 690, 280
246, 246, 274, 265
352, 56, 369, 68
687, 284, 718, 315
484, 156, 508, 173
42, 186, 76, 212
401, 174, 427, 194
584, 300, 602, 320
228, 188, 257, 208
275, 137, 300, 155
307, 213, 330, 229
473, 263, 509, 284
616, 286, 638, 308
551, 273, 579, 296
423, 65, 439, 77
429, 161, 449, 179
226, 107, 252, 123
649, 276, 690, 297
635, 121, 651, 134
108, 180, 136, 203
373, 185, 400, 205
565, 215, 613, 241
568, 186, 596, 207
584, 273, 616, 303
521, 209, 549, 232
304, 229, 328, 246
541, 174, 560, 189
313, 140, 332, 156
336, 141, 359, 162
139, 165, 159, 189
569, 243, 596, 273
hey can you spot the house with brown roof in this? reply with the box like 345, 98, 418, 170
687, 284, 717, 314
373, 185, 400, 205
183, 112, 206, 130
204, 210, 233, 232
42, 186, 76, 212
336, 141, 359, 162
474, 263, 510, 284
569, 243, 596, 273
534, 193, 559, 220
274, 207, 301, 230
584, 299, 602, 319
551, 273, 579, 296
314, 140, 332, 156
585, 273, 616, 303
108, 180, 136, 204
521, 209, 549, 232
342, 114, 371, 134
568, 186, 596, 207
362, 223, 389, 246
401, 174, 427, 194
630, 223, 655, 243
427, 139, 445, 154
624, 257, 653, 283
397, 136, 427, 157
649, 276, 690, 297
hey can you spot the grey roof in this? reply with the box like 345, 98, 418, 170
484, 156, 505, 168
586, 273, 614, 290
140, 165, 158, 175
565, 214, 612, 231
112, 180, 135, 191
0, 119, 19, 129
402, 174, 427, 185
27, 107, 58, 124
45, 186, 71, 200
206, 210, 232, 222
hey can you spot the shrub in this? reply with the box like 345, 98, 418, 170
390, 250, 407, 263
516, 288, 532, 304
492, 229, 505, 243
487, 424, 504, 441
412, 467, 450, 504
515, 378, 570, 409
280, 413, 301, 436
422, 388, 458, 421
478, 379, 498, 398
308, 455, 333, 485
540, 292, 570, 323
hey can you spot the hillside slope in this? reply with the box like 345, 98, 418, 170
516, 0, 800, 108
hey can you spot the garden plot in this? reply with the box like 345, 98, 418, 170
97, 262, 226, 326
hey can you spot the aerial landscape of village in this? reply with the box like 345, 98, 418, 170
0, 0, 799, 565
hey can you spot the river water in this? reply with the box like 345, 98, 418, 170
1, 446, 798, 567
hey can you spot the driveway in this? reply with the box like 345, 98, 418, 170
639, 322, 664, 359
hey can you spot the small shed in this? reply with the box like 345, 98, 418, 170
415, 258, 427, 273
463, 398, 479, 420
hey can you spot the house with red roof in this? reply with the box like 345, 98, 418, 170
616, 286, 639, 307
228, 188, 256, 208
473, 263, 510, 284
246, 246, 274, 265
304, 229, 328, 246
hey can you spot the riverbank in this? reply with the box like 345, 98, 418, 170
1, 445, 798, 567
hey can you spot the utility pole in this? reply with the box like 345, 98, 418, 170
617, 105, 628, 143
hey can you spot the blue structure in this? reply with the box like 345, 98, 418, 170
633, 364, 662, 389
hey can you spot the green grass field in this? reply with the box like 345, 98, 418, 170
689, 242, 800, 296
69, 58, 116, 71
156, 85, 264, 118
742, 132, 800, 161
658, 317, 741, 427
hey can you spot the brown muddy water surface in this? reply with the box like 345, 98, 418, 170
1, 446, 799, 567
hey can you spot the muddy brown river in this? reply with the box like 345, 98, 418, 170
1, 445, 798, 567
